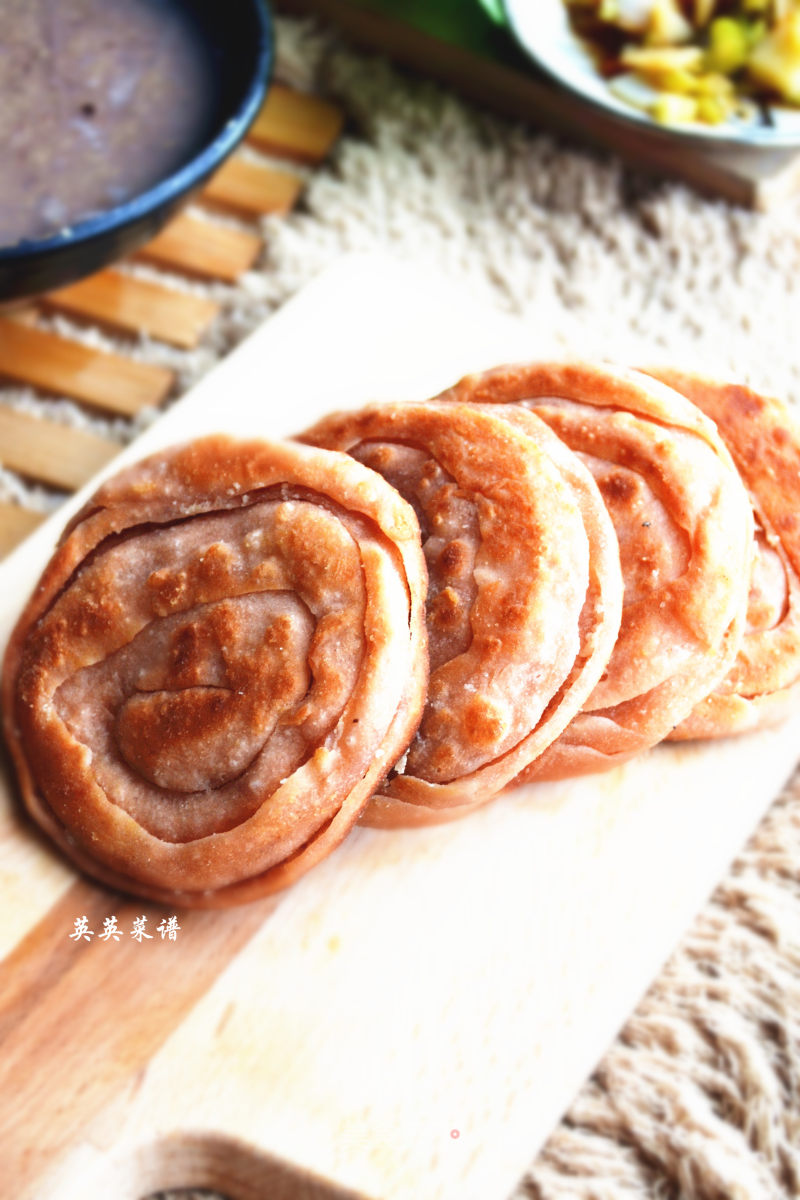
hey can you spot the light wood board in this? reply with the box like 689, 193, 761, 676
44, 270, 220, 349
1, 255, 798, 1200
0, 318, 173, 416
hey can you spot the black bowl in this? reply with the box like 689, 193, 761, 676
0, 0, 273, 304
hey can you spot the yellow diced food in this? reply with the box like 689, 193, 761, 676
706, 18, 751, 73
693, 71, 735, 97
694, 0, 719, 25
620, 44, 705, 73
596, 0, 693, 43
694, 93, 735, 122
567, 0, 800, 124
645, 0, 694, 46
597, 0, 655, 33
747, 12, 800, 104
659, 67, 700, 92
651, 93, 701, 122
771, 0, 796, 21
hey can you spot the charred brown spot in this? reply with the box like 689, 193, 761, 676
166, 623, 211, 689
495, 597, 526, 630
72, 599, 116, 639
198, 542, 234, 585
115, 686, 236, 791
359, 442, 397, 472
263, 613, 292, 649
147, 567, 188, 614
438, 539, 469, 576
31, 623, 67, 670
463, 695, 508, 749
426, 739, 458, 776
726, 384, 766, 421
429, 587, 462, 629
252, 559, 283, 589
599, 471, 638, 505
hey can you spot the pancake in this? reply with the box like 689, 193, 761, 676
436, 363, 753, 781
2, 435, 428, 907
300, 399, 623, 825
645, 368, 800, 738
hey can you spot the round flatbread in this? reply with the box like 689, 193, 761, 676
645, 368, 800, 738
436, 363, 753, 780
2, 435, 428, 906
300, 399, 622, 824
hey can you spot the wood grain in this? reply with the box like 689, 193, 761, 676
0, 407, 118, 491
97, 1133, 366, 1200
249, 84, 345, 163
44, 271, 219, 349
0, 319, 173, 415
203, 157, 304, 217
0, 503, 44, 558
0, 877, 276, 1196
6, 307, 39, 328
137, 212, 263, 282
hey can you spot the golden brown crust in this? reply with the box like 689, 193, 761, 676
1, 435, 429, 907
644, 368, 800, 738
436, 363, 754, 780
301, 400, 622, 824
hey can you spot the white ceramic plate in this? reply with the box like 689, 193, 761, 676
504, 0, 800, 148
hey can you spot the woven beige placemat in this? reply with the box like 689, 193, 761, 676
4, 14, 797, 1199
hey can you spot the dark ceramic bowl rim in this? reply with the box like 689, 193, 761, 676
0, 0, 274, 265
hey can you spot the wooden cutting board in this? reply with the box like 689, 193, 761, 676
2, 256, 798, 1200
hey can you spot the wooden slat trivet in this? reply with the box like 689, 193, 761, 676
0, 407, 118, 492
0, 504, 44, 559
248, 82, 345, 162
44, 270, 220, 350
5, 308, 39, 328
0, 319, 173, 416
136, 212, 262, 282
202, 158, 305, 217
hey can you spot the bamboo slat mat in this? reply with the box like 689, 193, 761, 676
0, 83, 344, 559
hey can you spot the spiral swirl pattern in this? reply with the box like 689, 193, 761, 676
646, 369, 800, 739
302, 400, 623, 824
437, 363, 754, 780
2, 436, 428, 906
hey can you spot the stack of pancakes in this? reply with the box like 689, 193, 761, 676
4, 364, 800, 906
